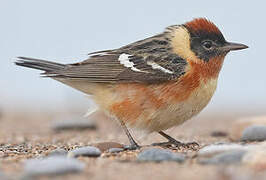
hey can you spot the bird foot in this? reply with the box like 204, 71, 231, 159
152, 140, 199, 150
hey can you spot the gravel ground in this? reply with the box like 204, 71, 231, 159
0, 109, 266, 180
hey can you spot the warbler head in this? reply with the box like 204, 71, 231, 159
168, 18, 248, 63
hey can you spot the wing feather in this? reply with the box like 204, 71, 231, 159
44, 33, 187, 83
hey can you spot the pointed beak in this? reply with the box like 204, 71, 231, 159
220, 42, 249, 52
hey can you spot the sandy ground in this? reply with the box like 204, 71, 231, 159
0, 108, 264, 180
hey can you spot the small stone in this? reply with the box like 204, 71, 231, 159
93, 142, 124, 152
68, 146, 101, 158
198, 143, 248, 157
241, 125, 266, 142
0, 151, 5, 158
137, 148, 185, 163
199, 150, 247, 165
108, 148, 124, 153
49, 148, 68, 157
242, 143, 266, 170
52, 117, 97, 131
23, 156, 84, 178
210, 131, 228, 137
230, 116, 266, 141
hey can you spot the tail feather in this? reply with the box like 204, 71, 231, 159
15, 57, 66, 72
15, 56, 98, 94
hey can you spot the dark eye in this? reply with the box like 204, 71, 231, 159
202, 41, 213, 50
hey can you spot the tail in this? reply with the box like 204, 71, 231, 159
15, 57, 96, 94
15, 57, 66, 73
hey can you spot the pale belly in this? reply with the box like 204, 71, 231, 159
130, 78, 218, 132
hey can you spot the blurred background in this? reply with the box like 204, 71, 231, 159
1, 0, 265, 115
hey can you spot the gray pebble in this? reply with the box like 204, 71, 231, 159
108, 148, 124, 153
199, 150, 247, 165
198, 143, 251, 157
52, 117, 97, 131
49, 148, 68, 157
23, 156, 84, 178
137, 148, 185, 163
68, 146, 101, 158
241, 125, 266, 141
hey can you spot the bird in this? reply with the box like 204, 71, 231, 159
15, 18, 248, 150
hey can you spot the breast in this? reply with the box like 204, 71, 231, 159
137, 78, 218, 132
178, 78, 218, 119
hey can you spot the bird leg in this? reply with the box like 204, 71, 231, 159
120, 121, 140, 150
152, 131, 199, 149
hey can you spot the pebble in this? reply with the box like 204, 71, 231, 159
52, 117, 97, 131
23, 156, 85, 178
241, 125, 266, 141
137, 148, 185, 163
68, 146, 101, 158
49, 148, 68, 157
199, 150, 247, 165
230, 116, 266, 141
210, 131, 228, 137
0, 151, 5, 158
93, 142, 124, 152
198, 143, 253, 157
242, 143, 266, 170
108, 148, 124, 153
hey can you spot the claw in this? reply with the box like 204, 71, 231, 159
152, 140, 199, 150
155, 131, 200, 150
